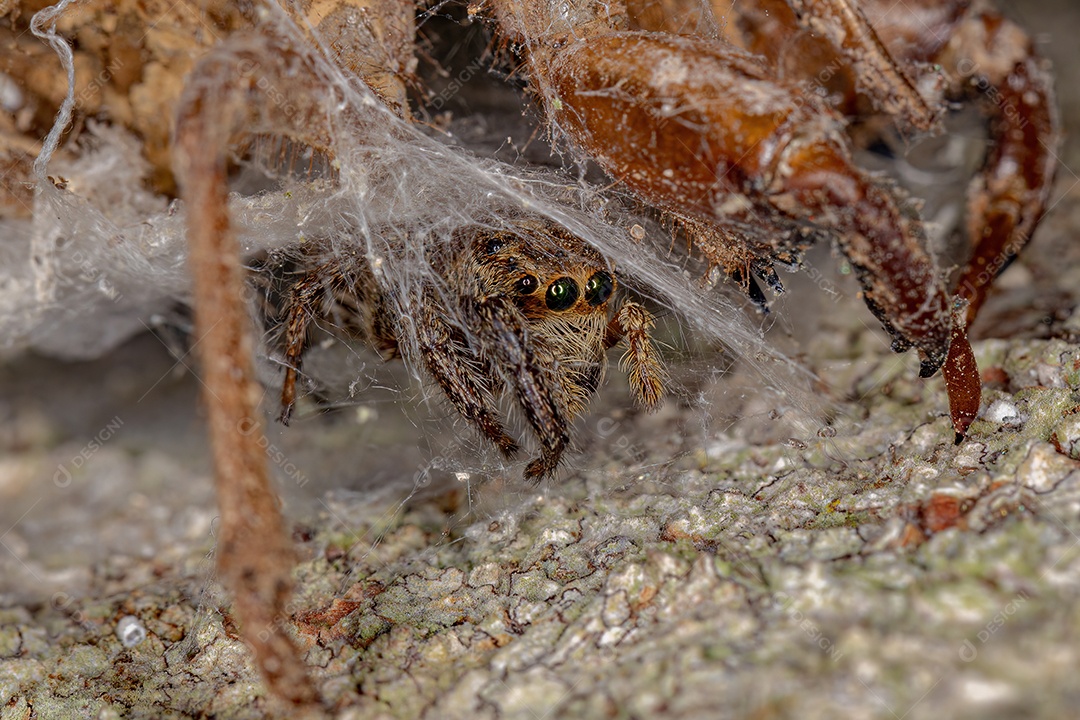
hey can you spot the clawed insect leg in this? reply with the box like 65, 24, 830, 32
676, 214, 799, 312
785, 0, 938, 132
950, 11, 1059, 325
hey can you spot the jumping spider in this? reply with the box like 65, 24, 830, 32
263, 219, 665, 480
4, 0, 1054, 708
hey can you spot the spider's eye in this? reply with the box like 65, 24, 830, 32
584, 271, 613, 306
545, 277, 579, 311
515, 274, 538, 295
485, 237, 504, 255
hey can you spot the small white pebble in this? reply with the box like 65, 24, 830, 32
984, 399, 1022, 425
353, 405, 377, 423
0, 74, 23, 112
960, 677, 1017, 704
116, 615, 147, 648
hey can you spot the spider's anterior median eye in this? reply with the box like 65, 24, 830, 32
545, 277, 579, 311
584, 271, 614, 306
515, 274, 539, 295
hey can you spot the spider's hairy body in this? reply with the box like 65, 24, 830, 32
267, 219, 665, 480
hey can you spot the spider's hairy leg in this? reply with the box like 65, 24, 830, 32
606, 301, 665, 412
278, 261, 353, 425
469, 295, 570, 481
416, 291, 521, 458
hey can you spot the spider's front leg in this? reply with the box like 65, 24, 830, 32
415, 290, 521, 459
606, 301, 665, 412
466, 294, 570, 481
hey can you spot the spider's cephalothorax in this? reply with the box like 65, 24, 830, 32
269, 219, 665, 480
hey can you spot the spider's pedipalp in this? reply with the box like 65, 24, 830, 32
607, 300, 665, 412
